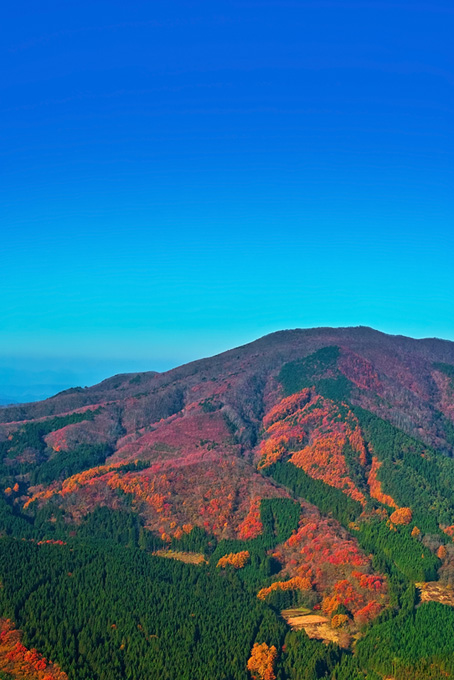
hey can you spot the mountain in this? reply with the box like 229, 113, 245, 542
1, 326, 454, 680
0, 397, 16, 406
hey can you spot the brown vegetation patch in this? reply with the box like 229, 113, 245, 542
153, 550, 207, 565
416, 582, 454, 607
281, 609, 350, 647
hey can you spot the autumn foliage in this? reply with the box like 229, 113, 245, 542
237, 499, 263, 540
338, 350, 382, 393
322, 579, 364, 615
331, 614, 350, 628
437, 545, 448, 559
389, 507, 413, 525
257, 576, 311, 600
24, 411, 284, 541
351, 571, 385, 592
367, 457, 398, 508
442, 525, 454, 541
262, 389, 312, 430
353, 600, 383, 626
247, 642, 277, 680
290, 432, 365, 505
217, 551, 250, 569
0, 618, 67, 680
259, 391, 367, 505
271, 506, 387, 623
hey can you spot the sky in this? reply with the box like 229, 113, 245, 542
1, 1, 453, 398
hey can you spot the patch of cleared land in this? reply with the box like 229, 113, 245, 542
416, 582, 454, 607
281, 607, 350, 647
153, 550, 207, 565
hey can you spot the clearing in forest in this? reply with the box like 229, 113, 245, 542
416, 582, 454, 607
281, 608, 350, 647
153, 550, 207, 565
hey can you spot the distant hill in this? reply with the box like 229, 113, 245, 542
0, 396, 16, 406
0, 385, 72, 405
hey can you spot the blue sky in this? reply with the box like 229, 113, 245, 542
1, 1, 453, 394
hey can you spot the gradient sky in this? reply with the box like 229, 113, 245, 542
1, 1, 454, 392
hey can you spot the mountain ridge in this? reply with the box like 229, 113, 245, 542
3, 325, 454, 416
2, 326, 454, 457
2, 326, 454, 678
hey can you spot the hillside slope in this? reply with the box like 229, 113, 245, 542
2, 327, 454, 680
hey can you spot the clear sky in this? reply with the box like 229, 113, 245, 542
1, 1, 453, 394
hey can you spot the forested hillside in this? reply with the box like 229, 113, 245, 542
2, 327, 454, 679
